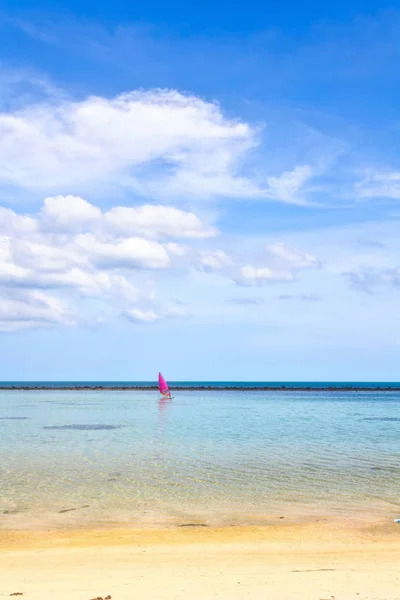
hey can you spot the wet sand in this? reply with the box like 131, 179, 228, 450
1, 520, 400, 600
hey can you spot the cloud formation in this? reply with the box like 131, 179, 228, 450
234, 243, 320, 286
0, 195, 322, 330
195, 250, 233, 272
40, 195, 217, 238
0, 290, 74, 332
0, 195, 215, 330
266, 242, 321, 269
0, 89, 315, 204
235, 265, 295, 286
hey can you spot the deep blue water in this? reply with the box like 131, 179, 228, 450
1, 388, 400, 529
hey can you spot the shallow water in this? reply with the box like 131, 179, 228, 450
1, 389, 400, 529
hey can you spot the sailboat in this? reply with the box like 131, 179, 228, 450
158, 372, 173, 399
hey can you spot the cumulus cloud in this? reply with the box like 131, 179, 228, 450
39, 195, 218, 239
0, 89, 313, 204
73, 234, 171, 270
0, 207, 38, 235
0, 90, 252, 197
0, 234, 142, 298
40, 195, 102, 231
0, 196, 321, 330
104, 205, 218, 239
0, 195, 214, 330
40, 195, 217, 239
0, 194, 214, 275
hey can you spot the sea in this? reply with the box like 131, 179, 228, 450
1, 382, 400, 529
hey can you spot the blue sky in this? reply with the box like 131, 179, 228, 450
1, 1, 400, 380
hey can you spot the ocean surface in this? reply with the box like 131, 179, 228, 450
1, 386, 400, 529
1, 380, 400, 388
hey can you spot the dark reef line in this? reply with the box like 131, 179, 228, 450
1, 385, 400, 392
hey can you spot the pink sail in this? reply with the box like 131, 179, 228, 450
158, 372, 171, 398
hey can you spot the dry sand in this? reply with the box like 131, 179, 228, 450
1, 520, 400, 600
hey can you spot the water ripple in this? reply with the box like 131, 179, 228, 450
1, 388, 400, 526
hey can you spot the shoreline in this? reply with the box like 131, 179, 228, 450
1, 510, 397, 539
2, 384, 400, 391
2, 497, 398, 533
0, 519, 398, 550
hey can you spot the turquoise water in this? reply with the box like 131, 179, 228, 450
1, 389, 400, 529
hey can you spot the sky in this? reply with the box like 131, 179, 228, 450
1, 1, 400, 381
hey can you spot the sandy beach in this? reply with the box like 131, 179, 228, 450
1, 520, 400, 600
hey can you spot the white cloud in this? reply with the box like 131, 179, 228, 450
104, 205, 217, 239
122, 308, 161, 323
0, 256, 134, 299
0, 196, 205, 330
164, 242, 189, 257
0, 290, 74, 331
195, 250, 232, 272
0, 195, 227, 330
0, 88, 314, 204
73, 234, 171, 270
40, 195, 216, 239
40, 195, 102, 231
266, 165, 313, 205
0, 207, 38, 235
266, 242, 321, 269
235, 265, 295, 286
122, 304, 188, 323
231, 241, 320, 286
0, 196, 325, 330
0, 90, 251, 197
0, 233, 141, 297
12, 238, 87, 273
